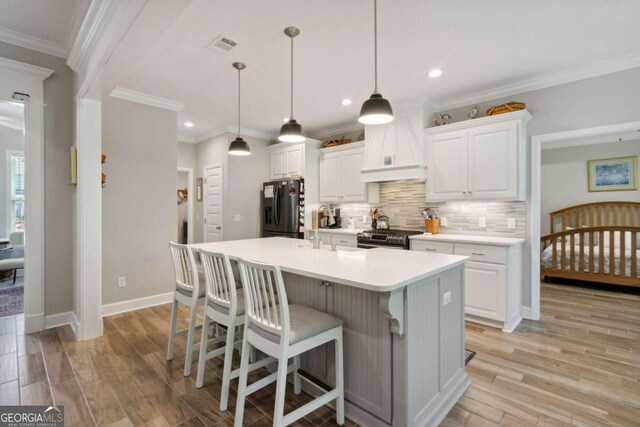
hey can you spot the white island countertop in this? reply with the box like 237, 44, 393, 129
409, 233, 525, 246
189, 237, 467, 292
316, 228, 363, 235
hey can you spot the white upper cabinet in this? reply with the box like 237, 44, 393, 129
361, 110, 425, 182
268, 142, 305, 180
319, 142, 379, 203
427, 130, 468, 200
425, 110, 531, 202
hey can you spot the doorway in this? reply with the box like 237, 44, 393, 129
0, 100, 24, 317
530, 120, 640, 319
177, 167, 194, 244
203, 163, 224, 242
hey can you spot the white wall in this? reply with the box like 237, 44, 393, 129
178, 141, 196, 170
194, 133, 269, 243
541, 140, 640, 235
102, 97, 177, 305
0, 126, 23, 239
0, 41, 75, 316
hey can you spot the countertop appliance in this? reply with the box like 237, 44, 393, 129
262, 179, 304, 239
357, 229, 422, 250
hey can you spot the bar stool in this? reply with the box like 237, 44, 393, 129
195, 250, 277, 411
234, 258, 345, 427
167, 242, 206, 376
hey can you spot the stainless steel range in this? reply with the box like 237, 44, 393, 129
357, 229, 422, 250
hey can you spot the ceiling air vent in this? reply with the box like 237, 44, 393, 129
207, 35, 237, 52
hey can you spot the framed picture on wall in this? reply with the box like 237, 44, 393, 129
587, 156, 638, 192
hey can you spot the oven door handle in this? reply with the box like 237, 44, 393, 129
357, 242, 405, 250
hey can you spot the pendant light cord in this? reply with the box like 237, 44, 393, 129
237, 67, 241, 137
374, 0, 378, 93
290, 35, 294, 119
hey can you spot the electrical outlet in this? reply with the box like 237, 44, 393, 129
440, 217, 447, 227
507, 218, 516, 229
118, 277, 127, 288
233, 214, 241, 223
479, 217, 487, 228
443, 291, 451, 306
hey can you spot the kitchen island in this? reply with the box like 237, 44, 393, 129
189, 237, 469, 427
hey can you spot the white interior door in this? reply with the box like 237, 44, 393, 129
204, 163, 223, 242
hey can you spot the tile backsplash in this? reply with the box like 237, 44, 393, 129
334, 180, 525, 237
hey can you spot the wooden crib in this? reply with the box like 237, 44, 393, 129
540, 202, 640, 287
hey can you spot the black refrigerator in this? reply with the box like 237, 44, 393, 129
262, 179, 305, 239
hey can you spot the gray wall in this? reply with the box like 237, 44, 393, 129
0, 41, 75, 316
0, 126, 23, 239
438, 67, 640, 308
194, 133, 269, 243
541, 140, 640, 235
177, 141, 196, 170
102, 97, 177, 305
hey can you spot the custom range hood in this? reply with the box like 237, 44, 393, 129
360, 108, 425, 182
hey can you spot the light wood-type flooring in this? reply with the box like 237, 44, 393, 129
0, 282, 638, 426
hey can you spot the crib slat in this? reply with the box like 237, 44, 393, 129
620, 229, 626, 277
552, 237, 557, 269
599, 231, 605, 275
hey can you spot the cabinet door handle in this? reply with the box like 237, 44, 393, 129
424, 248, 437, 252
471, 252, 485, 256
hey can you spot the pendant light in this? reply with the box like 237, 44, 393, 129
228, 62, 251, 156
279, 27, 305, 143
359, 0, 393, 125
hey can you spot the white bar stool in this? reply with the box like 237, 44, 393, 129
234, 258, 345, 427
167, 242, 206, 376
195, 250, 277, 411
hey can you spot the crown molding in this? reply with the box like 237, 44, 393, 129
0, 26, 67, 59
177, 134, 196, 143
110, 87, 185, 111
433, 52, 640, 111
67, 0, 120, 71
64, 0, 91, 55
0, 57, 55, 80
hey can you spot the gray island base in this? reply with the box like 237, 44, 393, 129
189, 237, 470, 426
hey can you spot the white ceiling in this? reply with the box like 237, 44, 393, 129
0, 0, 90, 58
113, 0, 640, 140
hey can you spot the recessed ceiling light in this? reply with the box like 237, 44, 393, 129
428, 69, 443, 78
184, 122, 194, 128
341, 98, 352, 106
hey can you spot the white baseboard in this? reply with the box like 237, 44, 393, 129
101, 291, 174, 317
521, 306, 532, 319
44, 311, 77, 330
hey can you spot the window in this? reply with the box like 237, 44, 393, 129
8, 151, 25, 233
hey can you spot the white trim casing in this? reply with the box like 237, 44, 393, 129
5, 149, 24, 235
74, 98, 103, 340
529, 120, 640, 321
101, 292, 174, 317
110, 87, 185, 112
0, 57, 53, 334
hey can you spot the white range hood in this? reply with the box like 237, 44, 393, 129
361, 109, 425, 182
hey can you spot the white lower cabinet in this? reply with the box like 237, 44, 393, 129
411, 238, 523, 331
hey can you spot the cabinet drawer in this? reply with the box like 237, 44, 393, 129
454, 243, 506, 264
331, 234, 358, 248
410, 240, 454, 254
